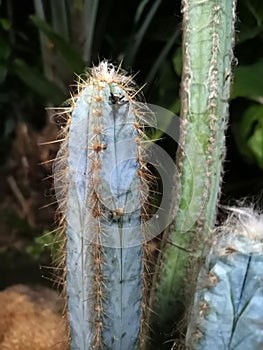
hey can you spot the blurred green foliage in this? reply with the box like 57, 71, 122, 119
235, 104, 263, 169
26, 230, 63, 262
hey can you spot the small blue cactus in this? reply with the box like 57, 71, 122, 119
186, 208, 263, 350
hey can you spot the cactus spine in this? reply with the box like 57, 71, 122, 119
186, 208, 263, 349
149, 0, 237, 339
54, 62, 151, 349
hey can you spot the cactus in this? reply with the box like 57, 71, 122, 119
149, 0, 237, 342
49, 2, 260, 350
186, 207, 263, 350
53, 62, 152, 349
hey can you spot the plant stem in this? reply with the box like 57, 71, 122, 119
83, 0, 100, 64
124, 0, 161, 67
149, 0, 237, 345
33, 0, 54, 83
54, 62, 150, 349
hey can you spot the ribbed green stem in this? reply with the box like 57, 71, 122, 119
186, 208, 263, 349
149, 0, 237, 343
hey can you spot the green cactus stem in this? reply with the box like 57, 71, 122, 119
186, 207, 263, 350
54, 62, 152, 350
149, 0, 237, 342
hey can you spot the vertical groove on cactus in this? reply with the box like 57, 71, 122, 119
186, 207, 263, 349
149, 0, 237, 342
53, 61, 152, 349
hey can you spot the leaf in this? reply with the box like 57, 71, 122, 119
0, 37, 11, 83
13, 59, 65, 104
0, 18, 11, 31
236, 104, 263, 168
246, 0, 263, 26
0, 38, 11, 60
134, 0, 150, 25
26, 230, 61, 260
236, 24, 263, 45
156, 59, 180, 108
124, 0, 161, 66
231, 60, 263, 100
0, 64, 8, 83
247, 122, 263, 168
50, 0, 69, 39
30, 15, 85, 73
172, 46, 182, 76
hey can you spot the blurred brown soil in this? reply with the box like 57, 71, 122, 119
0, 284, 67, 349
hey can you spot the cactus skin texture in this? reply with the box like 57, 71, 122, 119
149, 0, 237, 339
54, 62, 151, 350
186, 208, 263, 350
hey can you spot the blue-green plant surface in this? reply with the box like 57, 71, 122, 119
186, 208, 263, 350
54, 62, 151, 349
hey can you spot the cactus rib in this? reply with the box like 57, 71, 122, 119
149, 0, 237, 341
53, 61, 152, 349
186, 207, 263, 350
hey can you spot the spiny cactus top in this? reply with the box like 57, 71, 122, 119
54, 61, 153, 350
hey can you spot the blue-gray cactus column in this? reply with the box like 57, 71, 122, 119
54, 62, 150, 349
